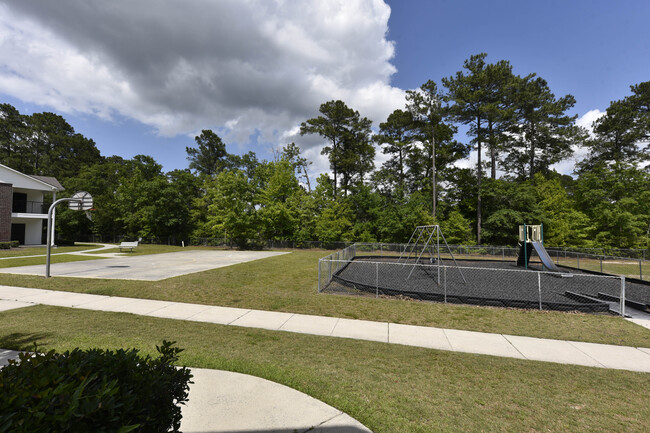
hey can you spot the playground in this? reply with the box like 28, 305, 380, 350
320, 225, 650, 315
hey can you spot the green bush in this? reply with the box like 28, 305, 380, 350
10, 240, 19, 248
0, 341, 192, 432
0, 242, 10, 249
54, 238, 76, 246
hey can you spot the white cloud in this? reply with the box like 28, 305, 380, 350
575, 109, 605, 137
549, 109, 603, 175
0, 0, 405, 158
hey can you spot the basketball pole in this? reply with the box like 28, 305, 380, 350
46, 198, 83, 277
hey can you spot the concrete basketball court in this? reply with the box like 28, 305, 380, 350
0, 250, 289, 281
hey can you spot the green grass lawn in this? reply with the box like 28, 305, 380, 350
0, 250, 647, 347
556, 256, 647, 281
0, 245, 101, 258
1, 305, 647, 433
0, 253, 103, 268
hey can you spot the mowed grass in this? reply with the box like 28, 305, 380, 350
0, 245, 101, 258
1, 305, 648, 433
0, 253, 103, 268
0, 250, 647, 347
556, 256, 647, 281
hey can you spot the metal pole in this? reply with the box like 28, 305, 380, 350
437, 227, 440, 286
620, 276, 626, 317
444, 265, 447, 303
318, 259, 322, 292
600, 256, 603, 273
538, 272, 542, 310
640, 259, 643, 280
46, 197, 81, 278
376, 262, 379, 298
524, 223, 528, 270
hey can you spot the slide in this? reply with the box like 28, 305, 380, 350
531, 241, 559, 272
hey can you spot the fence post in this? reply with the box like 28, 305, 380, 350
620, 276, 626, 317
640, 259, 643, 280
444, 266, 447, 303
318, 259, 322, 292
502, 247, 505, 261
376, 262, 379, 298
600, 256, 603, 273
577, 254, 580, 269
538, 272, 542, 310
328, 259, 332, 282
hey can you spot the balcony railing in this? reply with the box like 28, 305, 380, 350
12, 200, 46, 214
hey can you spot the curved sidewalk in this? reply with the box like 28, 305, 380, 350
0, 350, 370, 433
0, 285, 649, 373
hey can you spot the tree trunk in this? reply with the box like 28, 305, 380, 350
477, 117, 482, 245
432, 125, 436, 219
332, 138, 338, 197
302, 165, 312, 192
529, 123, 536, 180
489, 119, 496, 179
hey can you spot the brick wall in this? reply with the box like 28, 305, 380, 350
0, 182, 12, 242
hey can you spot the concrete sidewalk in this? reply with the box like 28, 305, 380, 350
0, 285, 649, 373
0, 349, 370, 433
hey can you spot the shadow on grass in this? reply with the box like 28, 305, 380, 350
0, 332, 52, 351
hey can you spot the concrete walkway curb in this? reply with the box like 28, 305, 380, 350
0, 349, 371, 432
1, 285, 648, 373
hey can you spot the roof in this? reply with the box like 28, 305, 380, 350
0, 163, 64, 191
30, 175, 65, 191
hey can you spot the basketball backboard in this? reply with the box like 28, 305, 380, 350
69, 191, 93, 211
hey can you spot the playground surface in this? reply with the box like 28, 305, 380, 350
328, 257, 650, 314
0, 250, 288, 280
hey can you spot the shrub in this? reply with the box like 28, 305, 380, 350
10, 240, 19, 248
0, 341, 192, 433
0, 242, 10, 249
54, 238, 76, 246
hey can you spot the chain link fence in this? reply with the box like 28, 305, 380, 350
319, 244, 650, 316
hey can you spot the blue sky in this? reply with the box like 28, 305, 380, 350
1, 0, 648, 176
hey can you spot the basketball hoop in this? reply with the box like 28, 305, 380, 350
69, 191, 93, 211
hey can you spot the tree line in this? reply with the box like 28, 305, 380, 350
1, 54, 648, 248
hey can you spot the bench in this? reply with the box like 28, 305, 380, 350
119, 241, 138, 252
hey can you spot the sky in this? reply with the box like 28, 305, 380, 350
1, 0, 648, 178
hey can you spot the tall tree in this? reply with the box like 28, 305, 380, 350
186, 129, 229, 176
501, 74, 580, 179
300, 100, 373, 196
0, 107, 100, 179
373, 109, 415, 194
0, 104, 27, 169
628, 81, 650, 144
482, 60, 516, 179
443, 54, 490, 243
406, 80, 467, 218
582, 99, 645, 170
281, 142, 312, 192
